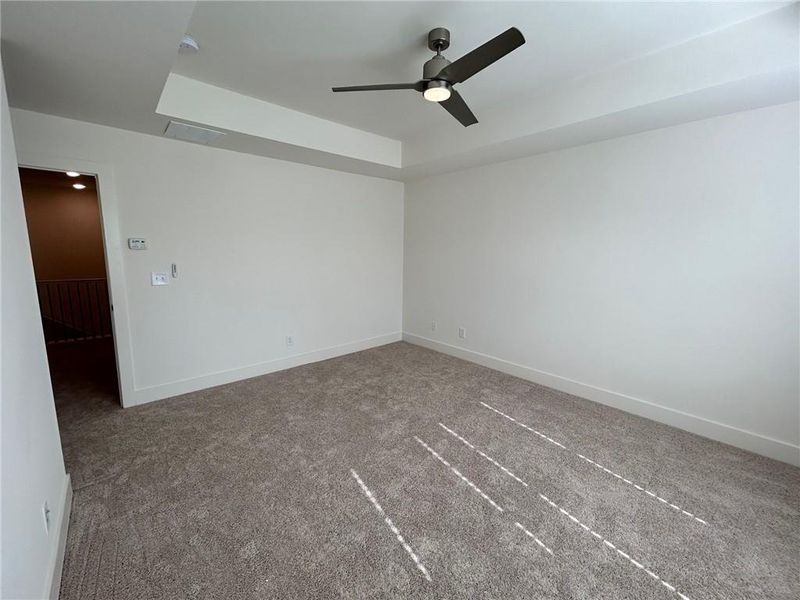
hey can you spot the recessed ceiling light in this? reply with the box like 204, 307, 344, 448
72, 183, 86, 190
66, 171, 80, 177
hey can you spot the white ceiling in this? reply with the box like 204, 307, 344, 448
174, 1, 787, 140
1, 1, 194, 136
1, 1, 796, 180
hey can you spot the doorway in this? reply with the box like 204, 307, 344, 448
19, 167, 121, 418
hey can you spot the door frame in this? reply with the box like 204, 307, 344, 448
18, 152, 135, 407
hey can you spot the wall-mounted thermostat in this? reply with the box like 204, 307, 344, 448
128, 238, 147, 250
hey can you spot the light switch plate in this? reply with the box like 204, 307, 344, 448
151, 272, 169, 286
128, 238, 147, 250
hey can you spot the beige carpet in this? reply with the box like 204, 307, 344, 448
51, 340, 799, 599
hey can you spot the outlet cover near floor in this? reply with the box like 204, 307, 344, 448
458, 327, 467, 339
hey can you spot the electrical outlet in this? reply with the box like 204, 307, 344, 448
42, 501, 51, 533
431, 320, 437, 331
458, 327, 467, 339
285, 335, 295, 348
151, 272, 169, 286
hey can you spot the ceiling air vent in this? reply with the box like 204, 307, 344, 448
163, 121, 225, 145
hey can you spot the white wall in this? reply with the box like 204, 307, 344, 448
10, 109, 404, 407
404, 102, 800, 465
1, 68, 70, 598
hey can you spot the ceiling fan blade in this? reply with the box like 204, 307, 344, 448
436, 27, 525, 84
440, 89, 478, 127
332, 82, 425, 92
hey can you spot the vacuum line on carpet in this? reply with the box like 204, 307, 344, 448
574, 453, 707, 525
433, 421, 697, 592
514, 522, 554, 555
538, 493, 692, 600
433, 424, 556, 556
350, 469, 432, 582
414, 436, 504, 512
438, 423, 529, 487
480, 402, 567, 449
415, 436, 554, 558
479, 401, 707, 525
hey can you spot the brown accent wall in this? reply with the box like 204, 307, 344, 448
19, 167, 106, 280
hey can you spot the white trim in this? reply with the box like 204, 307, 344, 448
128, 332, 402, 406
402, 333, 800, 467
16, 152, 137, 407
44, 475, 72, 600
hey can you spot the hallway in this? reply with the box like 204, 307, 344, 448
48, 338, 120, 489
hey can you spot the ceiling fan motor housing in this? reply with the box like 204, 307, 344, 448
424, 55, 451, 80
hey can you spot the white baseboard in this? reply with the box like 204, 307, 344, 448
45, 474, 72, 600
127, 332, 403, 407
403, 332, 800, 467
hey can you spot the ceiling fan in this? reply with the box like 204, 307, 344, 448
332, 27, 525, 127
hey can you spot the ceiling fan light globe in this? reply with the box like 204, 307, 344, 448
423, 81, 451, 102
